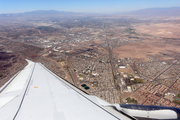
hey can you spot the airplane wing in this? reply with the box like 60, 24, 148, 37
0, 60, 135, 120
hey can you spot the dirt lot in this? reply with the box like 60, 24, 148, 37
135, 23, 180, 38
121, 92, 133, 103
112, 39, 180, 60
130, 92, 145, 104
93, 39, 104, 44
118, 66, 134, 74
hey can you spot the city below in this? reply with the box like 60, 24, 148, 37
1, 8, 180, 110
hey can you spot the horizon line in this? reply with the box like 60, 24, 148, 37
1, 6, 180, 14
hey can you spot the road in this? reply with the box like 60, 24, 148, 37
104, 24, 122, 103
153, 59, 179, 81
66, 56, 79, 86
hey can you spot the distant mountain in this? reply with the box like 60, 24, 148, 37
0, 10, 92, 18
1, 7, 180, 18
23, 10, 76, 16
0, 10, 83, 18
127, 7, 180, 16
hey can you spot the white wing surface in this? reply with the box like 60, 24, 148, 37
0, 60, 134, 120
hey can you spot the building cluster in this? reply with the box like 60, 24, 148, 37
157, 78, 177, 87
160, 64, 180, 79
157, 98, 180, 108
71, 54, 120, 104
71, 55, 94, 76
136, 83, 168, 105
117, 58, 134, 68
137, 62, 169, 80
109, 38, 136, 48
171, 79, 180, 92
139, 92, 160, 105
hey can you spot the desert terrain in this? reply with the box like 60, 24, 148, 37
135, 22, 180, 38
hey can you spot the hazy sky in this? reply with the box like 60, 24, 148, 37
1, 0, 180, 13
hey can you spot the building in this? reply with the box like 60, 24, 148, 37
127, 86, 132, 92
119, 66, 126, 69
92, 71, 99, 76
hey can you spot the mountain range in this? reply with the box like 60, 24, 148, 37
127, 7, 180, 16
1, 7, 180, 18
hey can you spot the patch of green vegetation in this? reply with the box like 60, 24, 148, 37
174, 93, 180, 101
60, 60, 65, 62
128, 74, 133, 77
136, 79, 143, 83
132, 78, 143, 83
176, 98, 180, 101
79, 74, 83, 77
126, 97, 138, 104
177, 93, 180, 98
173, 100, 180, 104
132, 87, 135, 90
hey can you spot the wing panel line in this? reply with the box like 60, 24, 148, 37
13, 63, 36, 120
